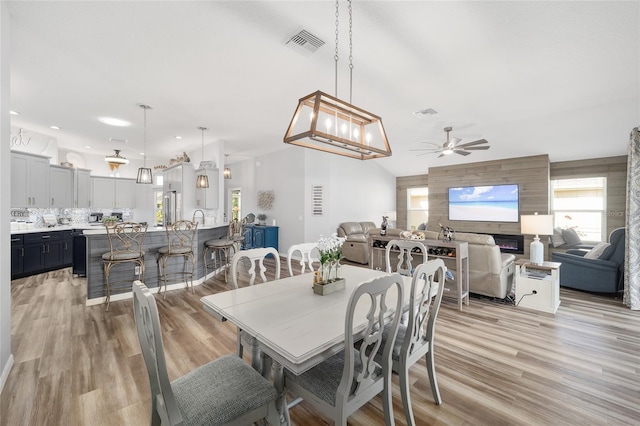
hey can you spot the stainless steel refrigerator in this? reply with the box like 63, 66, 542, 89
163, 191, 181, 225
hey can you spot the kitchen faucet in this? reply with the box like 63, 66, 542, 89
192, 209, 205, 225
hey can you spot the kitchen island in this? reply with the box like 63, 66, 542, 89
83, 223, 228, 305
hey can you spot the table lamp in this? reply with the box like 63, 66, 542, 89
521, 213, 553, 265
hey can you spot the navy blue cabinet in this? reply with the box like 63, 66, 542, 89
244, 224, 279, 251
12, 230, 74, 279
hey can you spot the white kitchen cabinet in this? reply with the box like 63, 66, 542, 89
115, 178, 136, 208
75, 168, 92, 208
49, 165, 74, 208
194, 168, 219, 209
91, 176, 136, 209
11, 151, 51, 208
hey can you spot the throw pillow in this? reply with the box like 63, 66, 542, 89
551, 228, 566, 247
561, 228, 582, 246
583, 242, 611, 259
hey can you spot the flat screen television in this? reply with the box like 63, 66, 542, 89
448, 184, 519, 222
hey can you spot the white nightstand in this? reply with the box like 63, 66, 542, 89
514, 259, 561, 314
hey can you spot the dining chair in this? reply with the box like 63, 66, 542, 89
230, 247, 281, 371
286, 242, 319, 276
203, 220, 242, 282
157, 220, 198, 298
385, 239, 428, 276
132, 281, 280, 426
102, 221, 147, 310
230, 247, 281, 288
374, 259, 447, 426
284, 273, 405, 426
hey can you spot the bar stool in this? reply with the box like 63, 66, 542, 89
102, 221, 147, 310
157, 220, 198, 298
204, 220, 242, 282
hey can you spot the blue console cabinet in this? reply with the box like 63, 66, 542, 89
245, 224, 279, 251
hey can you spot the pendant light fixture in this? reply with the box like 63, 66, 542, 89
136, 104, 153, 184
196, 127, 209, 188
283, 0, 391, 160
223, 154, 232, 179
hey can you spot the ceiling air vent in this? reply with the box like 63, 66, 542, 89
286, 30, 325, 55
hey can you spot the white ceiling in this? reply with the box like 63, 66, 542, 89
7, 1, 639, 177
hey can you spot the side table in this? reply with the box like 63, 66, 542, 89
514, 259, 561, 314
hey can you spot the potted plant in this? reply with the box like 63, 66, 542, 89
257, 213, 267, 226
314, 233, 346, 295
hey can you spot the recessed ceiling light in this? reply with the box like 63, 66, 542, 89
50, 125, 60, 130
84, 145, 92, 149
413, 108, 438, 118
98, 117, 131, 127
10, 110, 19, 115
139, 152, 145, 156
175, 136, 182, 140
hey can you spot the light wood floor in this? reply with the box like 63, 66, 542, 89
2, 262, 639, 426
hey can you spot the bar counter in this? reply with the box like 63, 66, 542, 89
83, 224, 228, 305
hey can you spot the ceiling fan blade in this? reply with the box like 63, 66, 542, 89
464, 146, 490, 150
409, 148, 440, 152
458, 139, 488, 148
455, 150, 471, 156
419, 142, 442, 148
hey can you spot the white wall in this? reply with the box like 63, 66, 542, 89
225, 145, 396, 255
1, 0, 13, 393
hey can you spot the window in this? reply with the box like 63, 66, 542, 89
407, 187, 428, 230
551, 177, 606, 241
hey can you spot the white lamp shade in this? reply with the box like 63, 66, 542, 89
521, 214, 553, 236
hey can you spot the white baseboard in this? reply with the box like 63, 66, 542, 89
0, 354, 14, 395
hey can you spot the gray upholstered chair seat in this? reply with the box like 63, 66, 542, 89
158, 245, 192, 255
172, 354, 278, 425
284, 348, 380, 407
205, 238, 233, 248
102, 250, 145, 261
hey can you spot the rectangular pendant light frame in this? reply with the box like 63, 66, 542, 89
283, 90, 391, 160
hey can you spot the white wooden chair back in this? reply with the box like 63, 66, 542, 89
230, 247, 281, 288
286, 242, 320, 276
385, 239, 428, 276
132, 281, 183, 425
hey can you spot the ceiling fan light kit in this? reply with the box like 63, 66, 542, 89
105, 149, 129, 171
410, 126, 490, 157
283, 0, 391, 160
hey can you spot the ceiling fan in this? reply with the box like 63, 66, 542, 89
410, 126, 490, 157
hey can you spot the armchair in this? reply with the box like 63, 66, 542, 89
551, 227, 625, 293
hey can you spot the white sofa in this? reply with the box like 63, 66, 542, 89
423, 230, 516, 299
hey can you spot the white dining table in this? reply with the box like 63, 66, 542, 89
200, 264, 412, 424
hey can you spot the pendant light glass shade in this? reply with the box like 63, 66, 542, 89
223, 154, 231, 179
136, 104, 153, 184
196, 127, 209, 188
196, 174, 209, 188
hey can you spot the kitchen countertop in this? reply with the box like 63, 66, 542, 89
11, 223, 227, 236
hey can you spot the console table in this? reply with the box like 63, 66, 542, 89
514, 259, 561, 314
368, 234, 469, 310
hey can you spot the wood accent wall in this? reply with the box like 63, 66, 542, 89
550, 156, 627, 237
397, 155, 550, 260
396, 154, 628, 260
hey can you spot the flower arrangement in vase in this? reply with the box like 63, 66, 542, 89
314, 233, 346, 295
